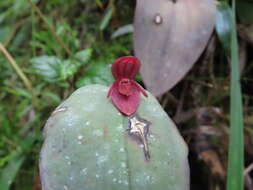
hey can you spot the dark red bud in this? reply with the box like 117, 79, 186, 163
112, 56, 140, 79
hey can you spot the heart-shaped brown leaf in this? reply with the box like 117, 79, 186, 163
134, 0, 216, 96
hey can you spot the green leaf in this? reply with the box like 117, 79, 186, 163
59, 48, 92, 80
0, 155, 25, 190
31, 48, 92, 82
216, 3, 232, 53
226, 0, 244, 190
74, 48, 92, 63
111, 24, 134, 39
1, 87, 32, 99
99, 7, 113, 31
76, 62, 114, 87
31, 56, 62, 82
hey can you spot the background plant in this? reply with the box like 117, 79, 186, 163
0, 0, 252, 189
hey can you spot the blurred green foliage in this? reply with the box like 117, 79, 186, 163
0, 0, 134, 189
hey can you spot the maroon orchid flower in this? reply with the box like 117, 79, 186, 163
107, 56, 148, 115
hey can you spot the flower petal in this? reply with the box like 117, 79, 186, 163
109, 81, 140, 115
107, 82, 117, 98
112, 56, 140, 79
133, 81, 148, 97
118, 79, 133, 96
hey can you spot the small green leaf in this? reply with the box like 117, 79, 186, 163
74, 48, 92, 63
31, 56, 62, 82
99, 7, 113, 31
111, 24, 134, 39
59, 59, 76, 80
31, 49, 92, 82
76, 62, 114, 87
216, 2, 232, 53
60, 48, 92, 80
1, 87, 32, 99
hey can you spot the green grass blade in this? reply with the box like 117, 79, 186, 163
0, 156, 26, 190
99, 7, 113, 31
226, 0, 244, 189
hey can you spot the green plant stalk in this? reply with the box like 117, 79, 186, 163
0, 43, 33, 91
31, 8, 36, 57
0, 43, 40, 107
226, 0, 244, 189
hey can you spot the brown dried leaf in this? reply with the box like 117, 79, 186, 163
134, 0, 216, 96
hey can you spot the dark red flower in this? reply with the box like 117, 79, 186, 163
107, 56, 148, 115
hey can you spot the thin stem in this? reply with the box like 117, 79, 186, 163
27, 0, 73, 57
31, 7, 36, 57
0, 43, 33, 91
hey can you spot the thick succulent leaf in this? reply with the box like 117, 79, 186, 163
134, 0, 216, 96
40, 85, 189, 190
